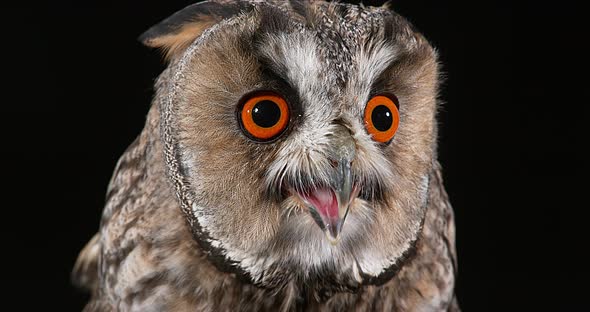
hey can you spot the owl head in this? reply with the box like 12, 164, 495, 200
141, 0, 439, 293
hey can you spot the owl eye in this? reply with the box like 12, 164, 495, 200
238, 91, 290, 141
364, 94, 400, 143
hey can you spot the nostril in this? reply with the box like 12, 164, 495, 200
328, 158, 339, 169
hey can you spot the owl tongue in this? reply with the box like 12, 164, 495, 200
305, 188, 338, 220
300, 187, 341, 242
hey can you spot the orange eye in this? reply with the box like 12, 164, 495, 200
239, 91, 290, 141
364, 94, 400, 143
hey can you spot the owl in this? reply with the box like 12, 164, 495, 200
72, 0, 459, 311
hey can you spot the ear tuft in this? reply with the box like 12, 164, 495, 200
139, 1, 251, 61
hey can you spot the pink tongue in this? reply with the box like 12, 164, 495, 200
302, 188, 339, 221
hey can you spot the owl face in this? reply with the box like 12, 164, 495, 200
144, 1, 439, 290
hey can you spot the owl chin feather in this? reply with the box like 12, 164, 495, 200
188, 181, 427, 291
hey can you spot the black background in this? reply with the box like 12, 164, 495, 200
3, 0, 582, 310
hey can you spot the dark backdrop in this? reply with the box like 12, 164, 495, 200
3, 0, 581, 310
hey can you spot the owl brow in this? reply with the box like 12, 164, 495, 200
363, 10, 420, 96
249, 30, 300, 96
250, 4, 314, 87
368, 59, 399, 97
253, 48, 290, 86
246, 48, 304, 125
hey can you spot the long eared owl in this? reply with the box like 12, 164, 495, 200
73, 0, 459, 311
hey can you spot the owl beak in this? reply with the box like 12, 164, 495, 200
326, 158, 358, 244
297, 125, 358, 244
298, 160, 357, 245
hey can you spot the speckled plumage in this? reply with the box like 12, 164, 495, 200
73, 1, 459, 311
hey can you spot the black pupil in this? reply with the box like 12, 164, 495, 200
371, 105, 393, 131
252, 100, 281, 128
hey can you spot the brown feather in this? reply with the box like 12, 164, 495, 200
71, 233, 100, 291
142, 16, 218, 61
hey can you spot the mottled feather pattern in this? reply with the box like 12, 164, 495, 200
76, 116, 457, 310
74, 1, 459, 310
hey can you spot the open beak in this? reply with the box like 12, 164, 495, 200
308, 160, 357, 244
295, 125, 357, 244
